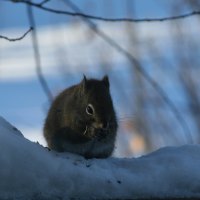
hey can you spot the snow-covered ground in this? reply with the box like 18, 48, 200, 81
1, 116, 200, 199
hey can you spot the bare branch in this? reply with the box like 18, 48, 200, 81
0, 27, 33, 42
26, 3, 53, 104
38, 0, 51, 6
6, 0, 200, 23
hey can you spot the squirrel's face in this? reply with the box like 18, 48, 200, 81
76, 75, 117, 140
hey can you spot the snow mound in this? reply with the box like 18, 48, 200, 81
0, 116, 200, 199
0, 116, 23, 137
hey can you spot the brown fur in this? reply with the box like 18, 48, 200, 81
43, 76, 118, 158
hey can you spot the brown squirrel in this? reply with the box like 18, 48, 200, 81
43, 75, 118, 158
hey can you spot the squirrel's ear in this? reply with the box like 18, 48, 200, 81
83, 74, 87, 83
102, 75, 109, 88
80, 74, 87, 94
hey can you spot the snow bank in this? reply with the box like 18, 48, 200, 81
0, 116, 200, 199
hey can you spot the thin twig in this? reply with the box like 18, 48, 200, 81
26, 2, 53, 104
7, 0, 200, 23
0, 27, 33, 41
65, 0, 193, 142
39, 0, 50, 6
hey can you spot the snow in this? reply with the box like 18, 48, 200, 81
0, 116, 200, 199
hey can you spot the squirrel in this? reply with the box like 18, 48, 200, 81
43, 75, 118, 158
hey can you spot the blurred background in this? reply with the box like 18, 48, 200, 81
0, 0, 200, 157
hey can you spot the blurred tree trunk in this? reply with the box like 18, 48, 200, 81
125, 0, 153, 153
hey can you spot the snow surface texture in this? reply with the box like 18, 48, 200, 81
0, 116, 200, 199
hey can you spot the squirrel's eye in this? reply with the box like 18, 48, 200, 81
86, 104, 94, 115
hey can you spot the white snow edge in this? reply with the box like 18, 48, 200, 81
0, 116, 200, 199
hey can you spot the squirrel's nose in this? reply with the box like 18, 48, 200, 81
94, 122, 108, 129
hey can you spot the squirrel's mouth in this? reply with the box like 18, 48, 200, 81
82, 123, 110, 140
83, 125, 88, 135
